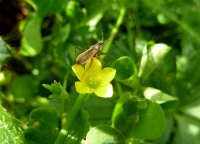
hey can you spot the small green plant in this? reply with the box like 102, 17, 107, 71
1, 0, 200, 144
27, 42, 176, 143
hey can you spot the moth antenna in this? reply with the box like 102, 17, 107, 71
74, 46, 82, 57
101, 29, 104, 41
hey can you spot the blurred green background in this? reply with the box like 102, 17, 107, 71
1, 0, 200, 143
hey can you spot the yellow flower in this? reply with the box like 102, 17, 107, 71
72, 57, 116, 97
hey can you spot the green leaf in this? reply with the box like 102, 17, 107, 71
136, 97, 148, 109
32, 0, 54, 18
112, 93, 165, 139
0, 105, 25, 143
75, 1, 112, 27
179, 98, 200, 120
138, 42, 171, 82
0, 70, 12, 85
10, 75, 38, 99
130, 100, 165, 139
52, 23, 71, 46
64, 109, 89, 144
154, 112, 174, 144
172, 114, 200, 144
112, 56, 139, 88
24, 107, 59, 144
84, 94, 117, 126
43, 80, 69, 99
65, 1, 85, 24
143, 87, 179, 109
49, 23, 71, 68
86, 125, 126, 144
20, 14, 42, 56
111, 93, 139, 137
49, 0, 68, 13
0, 37, 10, 68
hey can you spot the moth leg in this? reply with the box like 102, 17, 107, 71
94, 53, 105, 65
81, 58, 93, 80
98, 52, 107, 55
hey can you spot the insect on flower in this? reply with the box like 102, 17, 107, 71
76, 32, 107, 65
72, 57, 116, 97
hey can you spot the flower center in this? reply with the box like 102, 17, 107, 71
86, 73, 99, 89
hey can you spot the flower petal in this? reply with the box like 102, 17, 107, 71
98, 68, 116, 85
72, 64, 85, 81
85, 57, 102, 74
75, 82, 94, 93
94, 83, 113, 98
82, 57, 102, 83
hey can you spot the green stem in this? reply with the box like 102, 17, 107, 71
134, 9, 143, 39
10, 49, 32, 70
55, 93, 90, 144
115, 81, 123, 97
63, 72, 69, 89
24, 0, 37, 10
61, 72, 69, 126
101, 7, 126, 55
133, 88, 138, 96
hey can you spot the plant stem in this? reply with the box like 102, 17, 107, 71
115, 81, 123, 97
101, 7, 126, 56
61, 72, 69, 126
55, 93, 90, 144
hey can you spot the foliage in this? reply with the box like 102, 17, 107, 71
1, 0, 200, 143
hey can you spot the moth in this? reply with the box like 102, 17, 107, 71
76, 41, 106, 64
76, 31, 107, 65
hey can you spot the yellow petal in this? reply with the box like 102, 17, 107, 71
75, 82, 94, 93
72, 64, 85, 81
98, 68, 116, 85
94, 83, 113, 98
85, 57, 102, 74
81, 57, 102, 83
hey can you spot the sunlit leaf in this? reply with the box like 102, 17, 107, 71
0, 70, 12, 85
138, 42, 171, 82
86, 125, 126, 144
112, 56, 139, 88
172, 114, 200, 144
143, 87, 179, 109
0, 105, 25, 143
20, 14, 42, 56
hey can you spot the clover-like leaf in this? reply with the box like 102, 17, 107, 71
112, 56, 139, 88
143, 87, 179, 109
24, 107, 59, 144
86, 125, 126, 144
43, 80, 69, 99
112, 93, 165, 139
138, 42, 171, 82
